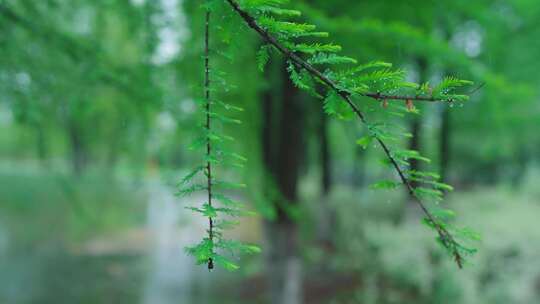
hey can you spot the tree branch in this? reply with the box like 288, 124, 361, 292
225, 0, 464, 268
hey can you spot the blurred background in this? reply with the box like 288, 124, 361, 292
1, 0, 540, 303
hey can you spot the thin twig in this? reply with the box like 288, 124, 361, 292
204, 9, 214, 270
225, 0, 463, 268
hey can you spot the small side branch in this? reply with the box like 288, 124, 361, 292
225, 0, 463, 268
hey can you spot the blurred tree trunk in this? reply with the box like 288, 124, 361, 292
320, 110, 331, 195
106, 135, 120, 171
439, 106, 451, 183
105, 120, 126, 173
353, 146, 366, 187
67, 121, 87, 177
316, 105, 336, 250
262, 60, 304, 304
405, 58, 427, 219
408, 58, 428, 186
35, 123, 48, 165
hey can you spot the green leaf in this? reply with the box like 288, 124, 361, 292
350, 61, 392, 74
185, 238, 214, 265
186, 203, 218, 218
213, 220, 241, 230
287, 63, 312, 90
217, 100, 244, 112
217, 239, 262, 254
208, 112, 242, 124
213, 180, 247, 189
323, 91, 353, 120
177, 184, 207, 197
433, 76, 473, 99
308, 53, 357, 65
258, 17, 316, 37
258, 6, 301, 16
213, 254, 240, 271
393, 149, 431, 164
456, 227, 482, 241
414, 187, 443, 201
432, 208, 456, 220
257, 45, 271, 72
369, 180, 399, 190
178, 166, 204, 186
292, 31, 329, 38
291, 43, 342, 54
356, 136, 373, 149
407, 170, 441, 180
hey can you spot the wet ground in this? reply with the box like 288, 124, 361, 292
0, 176, 233, 304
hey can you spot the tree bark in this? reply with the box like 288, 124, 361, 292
320, 109, 331, 195
262, 60, 304, 304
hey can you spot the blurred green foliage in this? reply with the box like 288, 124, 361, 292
1, 0, 540, 303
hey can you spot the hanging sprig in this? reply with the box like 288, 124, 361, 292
180, 2, 260, 271
224, 0, 479, 268
204, 8, 215, 270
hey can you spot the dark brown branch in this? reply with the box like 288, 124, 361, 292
225, 0, 463, 268
204, 10, 214, 271
223, 1, 452, 103
366, 93, 438, 102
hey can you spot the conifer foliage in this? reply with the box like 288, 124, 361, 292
179, 4, 260, 271
183, 0, 480, 270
